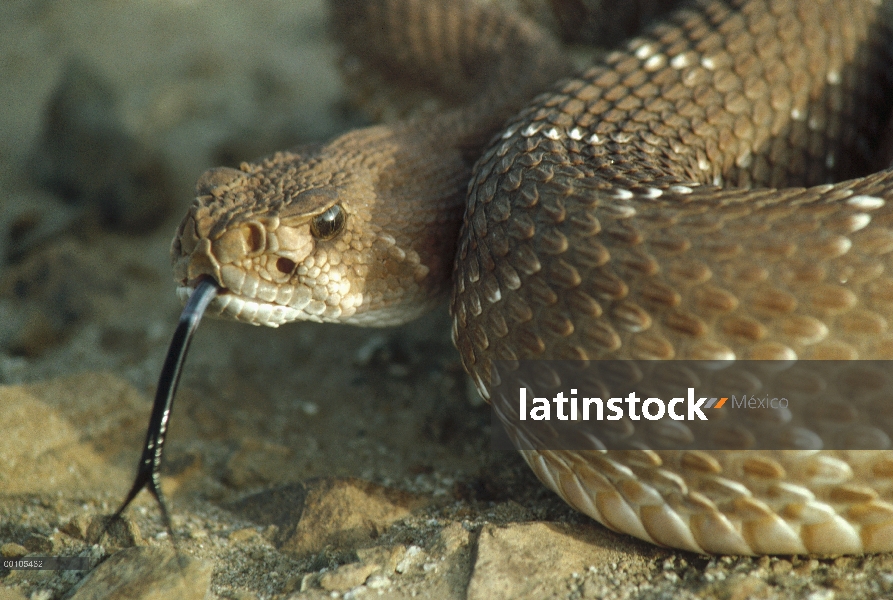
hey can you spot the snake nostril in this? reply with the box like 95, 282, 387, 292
276, 257, 297, 274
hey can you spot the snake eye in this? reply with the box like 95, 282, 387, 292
310, 204, 346, 240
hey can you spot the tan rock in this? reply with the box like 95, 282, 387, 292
0, 373, 146, 495
230, 477, 428, 557
418, 522, 476, 600
85, 515, 144, 550
228, 527, 261, 543
356, 545, 406, 574
286, 477, 427, 556
318, 562, 378, 592
0, 543, 27, 558
61, 514, 93, 541
0, 588, 29, 600
467, 522, 633, 600
68, 546, 211, 600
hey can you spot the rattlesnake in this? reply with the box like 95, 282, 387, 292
164, 0, 893, 554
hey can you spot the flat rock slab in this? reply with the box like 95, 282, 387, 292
0, 372, 145, 495
69, 547, 211, 600
468, 522, 645, 600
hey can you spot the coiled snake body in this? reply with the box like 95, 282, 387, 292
173, 0, 893, 554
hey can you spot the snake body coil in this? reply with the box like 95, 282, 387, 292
173, 0, 893, 554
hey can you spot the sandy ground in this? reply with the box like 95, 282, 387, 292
2, 0, 893, 598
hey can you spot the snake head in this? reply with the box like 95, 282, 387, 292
171, 126, 464, 327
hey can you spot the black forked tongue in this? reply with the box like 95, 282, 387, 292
109, 277, 219, 541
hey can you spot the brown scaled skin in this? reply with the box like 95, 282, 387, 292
170, 0, 893, 554
450, 0, 893, 555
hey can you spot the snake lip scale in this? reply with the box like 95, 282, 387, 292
141, 0, 893, 555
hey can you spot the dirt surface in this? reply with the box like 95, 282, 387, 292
2, 1, 893, 599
